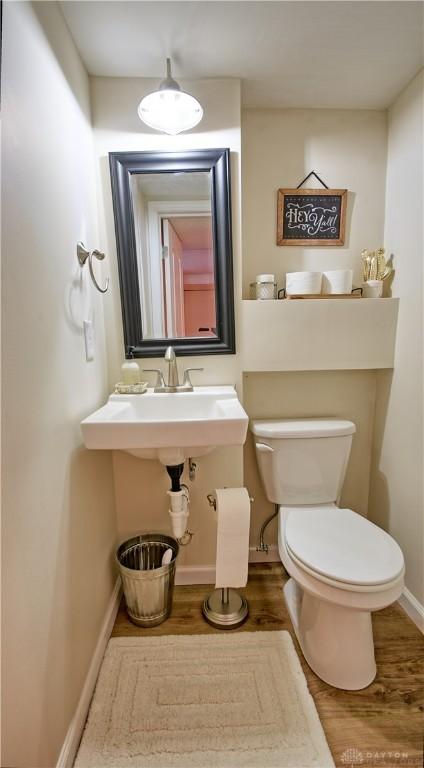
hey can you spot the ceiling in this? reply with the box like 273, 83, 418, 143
134, 171, 211, 200
169, 216, 213, 252
60, 1, 423, 109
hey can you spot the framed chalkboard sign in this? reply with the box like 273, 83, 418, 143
277, 188, 347, 246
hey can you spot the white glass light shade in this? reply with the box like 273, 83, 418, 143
138, 88, 203, 135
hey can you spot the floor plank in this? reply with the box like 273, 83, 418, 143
112, 563, 424, 767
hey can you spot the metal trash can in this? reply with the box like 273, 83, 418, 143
116, 533, 179, 627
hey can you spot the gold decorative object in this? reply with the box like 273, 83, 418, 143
361, 247, 392, 282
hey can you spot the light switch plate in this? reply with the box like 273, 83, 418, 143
83, 320, 94, 361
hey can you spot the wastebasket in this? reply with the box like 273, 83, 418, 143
116, 533, 179, 627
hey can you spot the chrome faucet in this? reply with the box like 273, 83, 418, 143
143, 347, 204, 393
164, 346, 179, 387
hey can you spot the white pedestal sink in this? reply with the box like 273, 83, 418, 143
81, 386, 248, 466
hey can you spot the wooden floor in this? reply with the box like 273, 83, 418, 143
112, 563, 424, 768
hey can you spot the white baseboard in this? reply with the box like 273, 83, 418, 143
175, 565, 216, 585
398, 587, 424, 633
56, 578, 122, 768
175, 547, 281, 586
248, 544, 280, 563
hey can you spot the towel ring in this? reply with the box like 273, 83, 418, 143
77, 242, 109, 294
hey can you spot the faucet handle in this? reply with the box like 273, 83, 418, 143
182, 368, 204, 389
142, 369, 165, 390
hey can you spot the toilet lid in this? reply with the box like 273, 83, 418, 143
285, 506, 404, 586
250, 418, 356, 439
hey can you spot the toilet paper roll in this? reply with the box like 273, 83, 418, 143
214, 487, 251, 589
286, 271, 322, 295
322, 270, 353, 294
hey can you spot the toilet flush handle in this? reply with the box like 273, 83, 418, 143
255, 442, 274, 453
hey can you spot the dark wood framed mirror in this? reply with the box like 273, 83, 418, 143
109, 148, 235, 357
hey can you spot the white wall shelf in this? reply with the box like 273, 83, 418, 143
240, 298, 399, 372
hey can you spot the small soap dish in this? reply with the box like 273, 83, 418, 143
114, 381, 148, 395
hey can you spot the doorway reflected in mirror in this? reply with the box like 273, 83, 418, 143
130, 171, 217, 340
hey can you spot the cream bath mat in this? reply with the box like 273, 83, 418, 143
75, 631, 334, 768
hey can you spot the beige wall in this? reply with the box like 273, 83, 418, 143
1, 4, 117, 766
90, 77, 244, 564
90, 77, 242, 389
244, 371, 378, 548
242, 108, 387, 296
91, 94, 391, 565
240, 107, 388, 548
369, 71, 424, 605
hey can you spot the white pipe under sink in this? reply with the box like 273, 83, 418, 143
167, 485, 190, 539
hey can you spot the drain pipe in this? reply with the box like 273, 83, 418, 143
256, 504, 279, 553
167, 484, 190, 539
166, 464, 193, 545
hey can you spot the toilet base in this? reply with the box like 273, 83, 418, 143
284, 578, 377, 690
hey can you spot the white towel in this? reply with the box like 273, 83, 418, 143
214, 487, 251, 589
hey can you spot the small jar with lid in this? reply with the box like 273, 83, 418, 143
250, 274, 277, 300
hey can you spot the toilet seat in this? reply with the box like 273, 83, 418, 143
284, 505, 404, 589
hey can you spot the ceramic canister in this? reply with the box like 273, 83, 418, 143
251, 274, 276, 299
362, 280, 383, 298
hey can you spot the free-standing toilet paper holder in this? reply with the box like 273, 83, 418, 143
203, 493, 253, 629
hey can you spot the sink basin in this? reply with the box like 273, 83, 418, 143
81, 386, 248, 465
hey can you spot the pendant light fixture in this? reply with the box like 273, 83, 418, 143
137, 58, 203, 135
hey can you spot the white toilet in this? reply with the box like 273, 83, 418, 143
251, 417, 405, 690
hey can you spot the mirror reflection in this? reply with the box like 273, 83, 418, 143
130, 171, 217, 340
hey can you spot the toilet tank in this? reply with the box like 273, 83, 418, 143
251, 418, 356, 505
